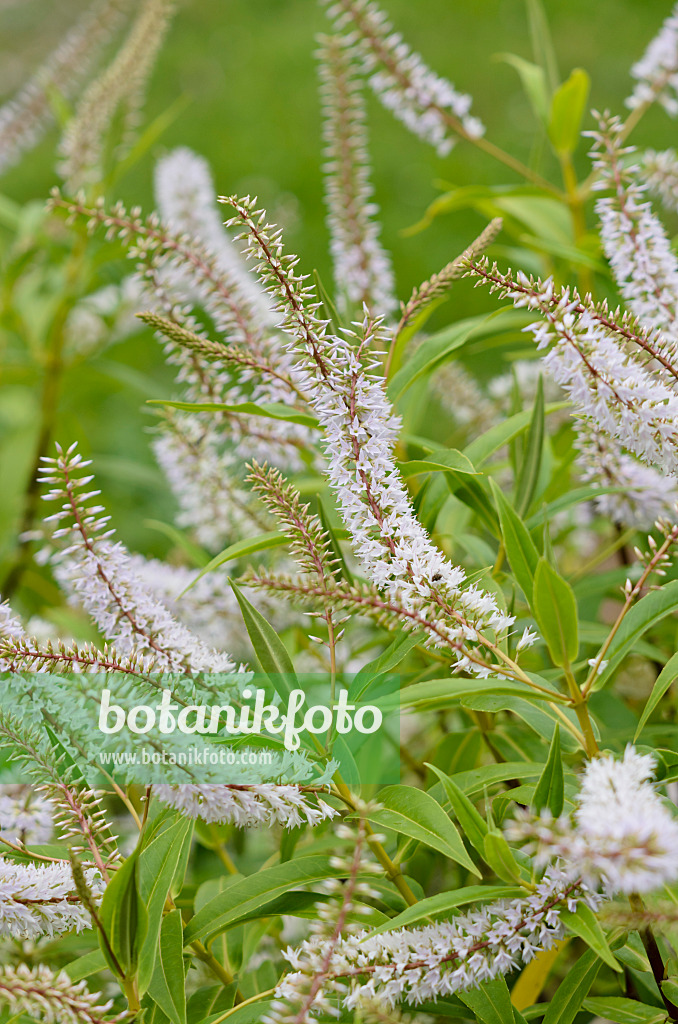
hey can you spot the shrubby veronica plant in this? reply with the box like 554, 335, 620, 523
1, 1, 678, 1022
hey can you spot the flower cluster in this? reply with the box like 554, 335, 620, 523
0, 964, 113, 1024
466, 259, 678, 477
641, 147, 678, 213
155, 783, 337, 828
58, 0, 176, 189
0, 860, 103, 940
225, 197, 516, 674
318, 34, 397, 318
0, 0, 129, 176
0, 787, 53, 847
627, 2, 678, 116
276, 867, 596, 1012
323, 0, 484, 155
590, 114, 678, 342
507, 747, 678, 895
38, 443, 237, 675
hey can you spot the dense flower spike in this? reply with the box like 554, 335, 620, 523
323, 0, 484, 155
276, 868, 596, 1012
0, 713, 119, 875
627, 2, 678, 117
38, 443, 237, 674
573, 424, 678, 527
155, 783, 337, 828
641, 147, 678, 213
58, 0, 176, 189
0, 0, 129, 175
225, 197, 515, 675
0, 861, 103, 940
0, 787, 53, 846
590, 114, 678, 342
318, 34, 397, 318
466, 258, 678, 476
508, 748, 678, 895
0, 964, 113, 1024
155, 146, 276, 325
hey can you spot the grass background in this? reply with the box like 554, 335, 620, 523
0, 0, 673, 596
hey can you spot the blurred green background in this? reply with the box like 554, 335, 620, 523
0, 0, 673, 597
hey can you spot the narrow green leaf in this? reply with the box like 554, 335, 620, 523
491, 479, 539, 603
366, 785, 480, 875
180, 533, 287, 595
148, 911, 187, 1024
183, 856, 337, 946
464, 402, 569, 467
137, 815, 194, 993
64, 949, 108, 983
532, 557, 579, 667
230, 580, 297, 700
147, 399, 317, 429
635, 651, 678, 739
560, 904, 621, 972
313, 268, 343, 333
542, 949, 601, 1024
583, 997, 668, 1024
387, 318, 478, 398
426, 764, 489, 856
594, 580, 678, 691
514, 376, 544, 516
98, 848, 146, 977
367, 885, 522, 937
532, 726, 564, 816
399, 449, 478, 478
547, 68, 590, 155
458, 976, 516, 1024
482, 832, 524, 885
498, 54, 549, 123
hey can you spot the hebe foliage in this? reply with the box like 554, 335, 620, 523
1, 1, 678, 1023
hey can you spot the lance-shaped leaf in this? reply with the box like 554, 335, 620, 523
533, 557, 579, 667
532, 726, 564, 816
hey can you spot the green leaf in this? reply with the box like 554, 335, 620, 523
426, 764, 488, 856
387, 318, 478, 398
583, 997, 668, 1024
593, 580, 678, 691
399, 449, 478, 478
397, 677, 564, 712
64, 949, 108, 983
230, 581, 297, 701
366, 785, 480, 875
635, 650, 678, 740
464, 402, 569, 467
349, 630, 424, 700
547, 68, 590, 155
482, 832, 524, 885
458, 976, 516, 1024
147, 399, 317, 429
560, 904, 621, 972
542, 949, 601, 1024
514, 376, 544, 516
662, 980, 678, 1005
148, 911, 187, 1024
491, 480, 539, 603
532, 557, 579, 667
498, 54, 549, 123
138, 814, 194, 993
532, 726, 564, 816
98, 848, 147, 977
183, 856, 337, 947
367, 885, 523, 937
526, 0, 560, 92
179, 533, 287, 594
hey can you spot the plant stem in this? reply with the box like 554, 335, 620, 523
630, 893, 678, 1022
